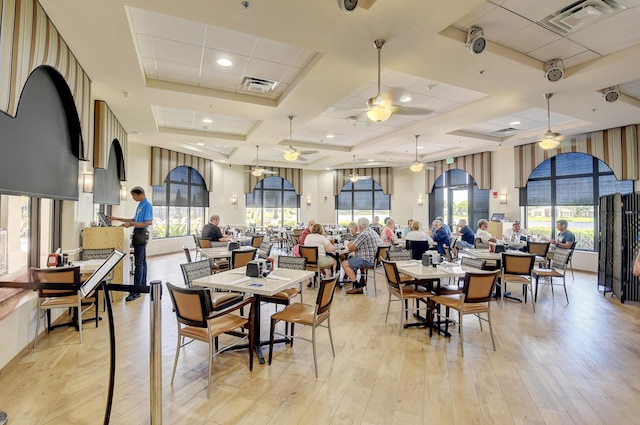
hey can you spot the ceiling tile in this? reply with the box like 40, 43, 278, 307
500, 0, 570, 22
496, 22, 561, 54
244, 58, 290, 82
468, 6, 531, 41
155, 60, 200, 85
567, 8, 640, 55
129, 7, 206, 46
253, 38, 306, 66
454, 2, 499, 30
140, 58, 157, 79
562, 50, 600, 68
135, 34, 155, 58
152, 38, 203, 67
527, 37, 590, 62
203, 25, 259, 56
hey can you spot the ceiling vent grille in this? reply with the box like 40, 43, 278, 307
537, 0, 627, 36
239, 76, 278, 93
490, 127, 521, 137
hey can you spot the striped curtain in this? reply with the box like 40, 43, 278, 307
333, 167, 393, 195
244, 167, 302, 194
425, 152, 491, 193
151, 147, 214, 190
0, 0, 92, 159
514, 124, 639, 188
94, 100, 127, 178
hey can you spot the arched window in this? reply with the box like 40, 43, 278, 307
152, 166, 208, 239
429, 169, 488, 230
246, 176, 299, 227
336, 179, 390, 226
522, 152, 633, 250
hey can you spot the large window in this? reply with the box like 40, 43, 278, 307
336, 179, 390, 226
429, 169, 488, 232
246, 176, 299, 227
152, 166, 208, 239
522, 153, 633, 250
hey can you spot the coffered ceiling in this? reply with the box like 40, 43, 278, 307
39, 0, 640, 170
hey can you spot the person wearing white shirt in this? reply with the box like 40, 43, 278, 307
475, 219, 497, 243
503, 221, 529, 242
303, 223, 337, 276
405, 220, 433, 244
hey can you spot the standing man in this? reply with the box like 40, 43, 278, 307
108, 186, 153, 302
551, 219, 575, 249
341, 217, 381, 295
202, 215, 231, 242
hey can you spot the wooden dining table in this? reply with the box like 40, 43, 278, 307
193, 266, 315, 363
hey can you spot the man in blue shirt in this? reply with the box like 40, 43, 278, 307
109, 186, 153, 301
551, 219, 576, 249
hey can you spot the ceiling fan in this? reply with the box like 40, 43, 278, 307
364, 39, 433, 122
344, 155, 372, 182
538, 93, 561, 150
245, 145, 277, 177
410, 135, 425, 172
282, 115, 318, 161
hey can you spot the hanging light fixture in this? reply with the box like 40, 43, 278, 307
283, 115, 300, 161
366, 39, 392, 123
409, 134, 424, 172
538, 93, 561, 150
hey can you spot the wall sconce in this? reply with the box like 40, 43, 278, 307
306, 196, 312, 206
119, 185, 127, 201
83, 174, 94, 193
231, 194, 238, 205
499, 193, 507, 205
417, 195, 424, 206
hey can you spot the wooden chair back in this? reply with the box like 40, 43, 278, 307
31, 266, 80, 297
502, 253, 536, 276
527, 241, 550, 257
462, 271, 499, 303
381, 259, 401, 290
251, 235, 264, 248
316, 276, 338, 317
166, 282, 210, 327
232, 249, 257, 269
299, 245, 319, 265
197, 238, 212, 248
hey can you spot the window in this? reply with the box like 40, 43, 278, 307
152, 166, 208, 239
429, 169, 488, 232
246, 176, 299, 227
522, 153, 633, 250
336, 179, 390, 226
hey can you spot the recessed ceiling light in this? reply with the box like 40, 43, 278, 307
509, 121, 520, 126
399, 95, 412, 103
197, 142, 204, 146
217, 58, 232, 67
131, 130, 142, 135
368, 159, 374, 162
326, 134, 335, 138
202, 118, 213, 123
417, 146, 423, 149
219, 159, 226, 163
325, 167, 331, 170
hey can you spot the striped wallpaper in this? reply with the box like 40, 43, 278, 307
94, 100, 127, 177
0, 0, 92, 159
151, 147, 214, 190
424, 152, 492, 193
244, 167, 303, 194
333, 167, 394, 196
514, 124, 639, 188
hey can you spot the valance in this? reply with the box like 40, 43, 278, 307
425, 152, 491, 193
151, 147, 214, 190
514, 124, 639, 188
94, 100, 127, 179
333, 167, 393, 196
244, 167, 302, 194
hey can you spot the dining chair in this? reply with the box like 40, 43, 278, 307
299, 245, 322, 288
405, 240, 430, 260
251, 235, 264, 249
430, 270, 500, 357
527, 241, 550, 268
194, 237, 211, 261
474, 239, 490, 250
500, 253, 537, 312
381, 259, 434, 335
532, 247, 571, 303
31, 266, 82, 348
261, 257, 306, 337
268, 275, 339, 378
386, 249, 412, 262
257, 241, 273, 259
361, 245, 389, 296
167, 282, 255, 399
180, 260, 244, 310
231, 248, 257, 269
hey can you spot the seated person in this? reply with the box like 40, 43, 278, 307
370, 215, 382, 235
402, 219, 413, 239
405, 220, 433, 244
341, 218, 382, 295
503, 221, 529, 242
429, 219, 449, 255
342, 221, 358, 241
435, 216, 452, 239
550, 219, 575, 249
475, 219, 497, 243
298, 220, 316, 245
380, 218, 397, 246
454, 219, 475, 251
303, 224, 337, 277
202, 215, 231, 242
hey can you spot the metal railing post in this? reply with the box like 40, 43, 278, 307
149, 280, 162, 425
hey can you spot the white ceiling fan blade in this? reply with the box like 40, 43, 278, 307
393, 106, 433, 116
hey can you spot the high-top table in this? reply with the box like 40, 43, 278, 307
193, 266, 314, 363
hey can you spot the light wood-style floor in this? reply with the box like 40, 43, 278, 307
1, 252, 639, 425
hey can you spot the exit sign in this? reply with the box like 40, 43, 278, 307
445, 157, 454, 164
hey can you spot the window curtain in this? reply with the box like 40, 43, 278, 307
425, 152, 491, 193
333, 167, 393, 196
151, 147, 214, 191
94, 100, 127, 179
514, 124, 639, 188
0, 0, 92, 160
244, 167, 302, 194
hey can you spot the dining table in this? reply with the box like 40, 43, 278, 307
192, 266, 315, 363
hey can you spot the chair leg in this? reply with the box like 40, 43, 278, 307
399, 298, 405, 335
248, 323, 254, 372
459, 313, 464, 357
563, 276, 569, 304
207, 336, 213, 399
487, 307, 496, 351
290, 323, 295, 347
530, 286, 536, 313
385, 293, 392, 324
33, 307, 42, 349
171, 333, 181, 384
327, 316, 335, 357
77, 301, 83, 344
312, 325, 318, 378
534, 276, 540, 302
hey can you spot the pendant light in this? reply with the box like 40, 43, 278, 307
538, 93, 561, 150
409, 135, 424, 172
283, 115, 300, 161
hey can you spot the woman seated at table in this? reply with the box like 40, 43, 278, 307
304, 224, 337, 276
405, 220, 433, 244
342, 221, 358, 241
380, 218, 397, 246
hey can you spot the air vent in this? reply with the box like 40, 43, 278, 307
490, 127, 521, 137
239, 76, 278, 93
537, 0, 626, 36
